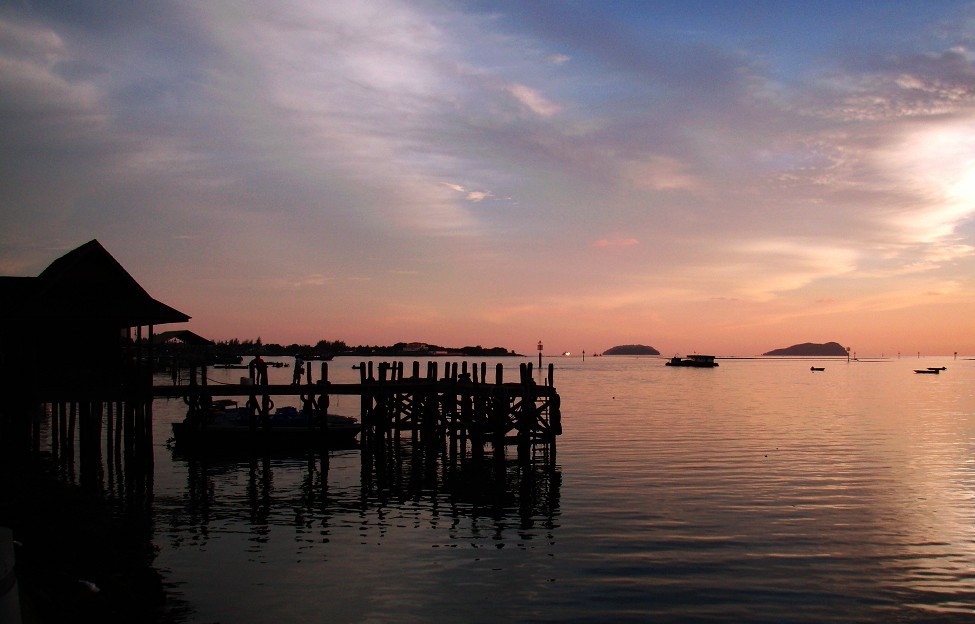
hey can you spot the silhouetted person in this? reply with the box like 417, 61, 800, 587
249, 355, 268, 385
292, 355, 305, 384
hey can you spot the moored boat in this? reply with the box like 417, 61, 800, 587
914, 369, 939, 374
171, 400, 359, 449
665, 355, 719, 368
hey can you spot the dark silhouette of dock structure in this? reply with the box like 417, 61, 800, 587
0, 240, 562, 623
157, 359, 562, 466
1, 239, 561, 508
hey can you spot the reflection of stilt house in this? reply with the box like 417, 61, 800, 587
0, 239, 190, 407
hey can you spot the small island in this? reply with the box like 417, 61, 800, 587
602, 344, 660, 356
763, 341, 848, 356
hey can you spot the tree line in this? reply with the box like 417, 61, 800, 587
209, 339, 520, 358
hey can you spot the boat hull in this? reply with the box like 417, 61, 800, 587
172, 414, 359, 450
665, 355, 719, 368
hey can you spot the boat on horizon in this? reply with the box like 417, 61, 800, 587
810, 366, 825, 372
914, 369, 940, 374
665, 355, 719, 368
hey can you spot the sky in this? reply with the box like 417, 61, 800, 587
2, 1, 974, 357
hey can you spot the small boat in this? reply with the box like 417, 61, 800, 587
927, 366, 947, 371
914, 369, 939, 374
810, 366, 825, 372
171, 400, 359, 449
665, 355, 719, 368
209, 354, 243, 365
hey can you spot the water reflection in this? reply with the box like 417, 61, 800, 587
150, 357, 975, 623
166, 443, 561, 553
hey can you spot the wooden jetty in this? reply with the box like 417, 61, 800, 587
157, 359, 562, 465
6, 356, 561, 506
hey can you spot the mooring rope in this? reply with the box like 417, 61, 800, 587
205, 376, 238, 385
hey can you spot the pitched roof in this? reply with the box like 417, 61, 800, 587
153, 330, 213, 346
0, 240, 190, 327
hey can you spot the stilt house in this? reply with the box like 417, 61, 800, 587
0, 240, 190, 401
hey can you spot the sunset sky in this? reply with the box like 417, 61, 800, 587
2, 1, 974, 356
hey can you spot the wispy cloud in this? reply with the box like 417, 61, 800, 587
3, 1, 975, 353
504, 82, 561, 117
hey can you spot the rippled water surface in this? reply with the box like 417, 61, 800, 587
147, 356, 975, 622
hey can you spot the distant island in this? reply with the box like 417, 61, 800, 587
763, 342, 848, 356
602, 344, 660, 356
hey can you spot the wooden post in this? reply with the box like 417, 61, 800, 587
318, 362, 330, 448
51, 402, 61, 460
68, 402, 77, 451
143, 399, 153, 470
93, 401, 105, 490
261, 391, 271, 435
359, 362, 368, 443
136, 325, 143, 374
123, 400, 135, 463
200, 364, 210, 412
106, 400, 114, 460
518, 374, 538, 466
491, 386, 506, 467
114, 400, 123, 456
447, 365, 458, 463
378, 362, 389, 445
394, 362, 403, 443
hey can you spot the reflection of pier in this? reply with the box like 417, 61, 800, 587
28, 395, 157, 503
171, 443, 562, 549
165, 360, 563, 552
157, 359, 562, 469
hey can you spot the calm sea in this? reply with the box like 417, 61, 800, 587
143, 355, 975, 623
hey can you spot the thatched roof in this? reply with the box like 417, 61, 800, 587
0, 240, 190, 327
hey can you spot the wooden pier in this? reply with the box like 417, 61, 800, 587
156, 359, 562, 465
